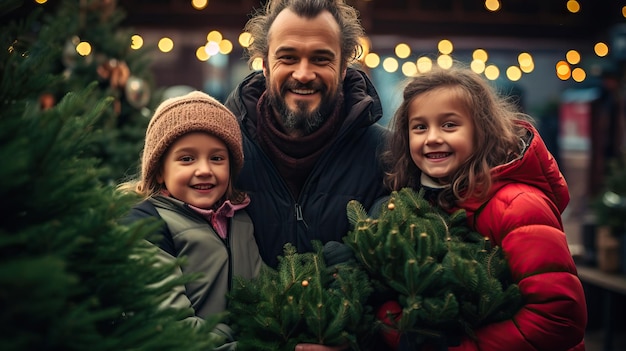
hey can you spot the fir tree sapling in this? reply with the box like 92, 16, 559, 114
345, 188, 523, 347
1, 5, 221, 347
226, 241, 374, 351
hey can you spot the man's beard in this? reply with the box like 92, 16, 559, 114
268, 79, 342, 136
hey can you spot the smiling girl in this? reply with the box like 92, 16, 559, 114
380, 66, 587, 351
119, 91, 261, 350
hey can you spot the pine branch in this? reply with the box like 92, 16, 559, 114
345, 188, 523, 346
227, 242, 374, 351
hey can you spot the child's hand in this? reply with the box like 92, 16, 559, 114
294, 343, 349, 351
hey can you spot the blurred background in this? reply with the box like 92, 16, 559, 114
3, 0, 625, 350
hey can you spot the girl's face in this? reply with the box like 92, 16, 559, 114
407, 87, 475, 184
157, 132, 230, 209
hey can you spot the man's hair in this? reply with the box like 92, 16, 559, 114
243, 0, 364, 69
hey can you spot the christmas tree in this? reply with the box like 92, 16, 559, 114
226, 241, 374, 351
592, 153, 626, 230
345, 188, 523, 347
0, 2, 222, 350
2, 0, 157, 185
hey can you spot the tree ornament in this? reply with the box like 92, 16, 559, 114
39, 93, 56, 110
125, 76, 151, 108
97, 59, 130, 89
301, 280, 309, 287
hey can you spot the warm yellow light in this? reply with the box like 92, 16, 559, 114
484, 64, 500, 80
566, 50, 580, 64
192, 0, 208, 10
402, 61, 417, 77
438, 40, 453, 55
622, 6, 626, 18
219, 39, 233, 54
364, 52, 380, 68
130, 35, 144, 50
158, 37, 174, 52
485, 0, 500, 12
395, 43, 411, 59
383, 57, 399, 73
206, 30, 223, 43
517, 52, 532, 67
196, 46, 210, 61
470, 59, 485, 74
594, 42, 609, 57
239, 32, 253, 48
506, 66, 522, 81
416, 57, 433, 73
35, 0, 47, 4
76, 41, 91, 56
556, 61, 571, 80
437, 54, 453, 69
572, 67, 586, 82
566, 0, 580, 13
520, 60, 534, 73
251, 57, 263, 71
473, 49, 488, 62
556, 61, 570, 75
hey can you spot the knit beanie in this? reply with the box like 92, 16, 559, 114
141, 91, 243, 192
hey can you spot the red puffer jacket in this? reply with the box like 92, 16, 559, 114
445, 121, 586, 351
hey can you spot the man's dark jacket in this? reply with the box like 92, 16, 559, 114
224, 67, 389, 268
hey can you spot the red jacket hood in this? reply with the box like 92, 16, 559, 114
460, 120, 570, 215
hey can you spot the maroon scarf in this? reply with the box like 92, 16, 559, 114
256, 92, 343, 198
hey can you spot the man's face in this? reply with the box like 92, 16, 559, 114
263, 9, 346, 136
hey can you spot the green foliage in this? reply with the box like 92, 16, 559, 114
345, 188, 523, 345
0, 2, 221, 350
592, 154, 626, 230
227, 242, 374, 351
2, 0, 159, 185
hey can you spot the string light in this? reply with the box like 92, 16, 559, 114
571, 67, 586, 82
484, 65, 500, 80
470, 59, 486, 74
158, 37, 174, 53
132, 0, 619, 84
364, 52, 380, 68
566, 50, 581, 65
191, 0, 208, 10
196, 46, 209, 61
130, 35, 143, 50
382, 57, 399, 73
566, 0, 580, 14
437, 54, 453, 69
473, 49, 488, 62
506, 66, 522, 81
401, 61, 417, 77
416, 57, 433, 73
438, 39, 453, 55
238, 32, 253, 48
394, 43, 411, 59
594, 42, 609, 57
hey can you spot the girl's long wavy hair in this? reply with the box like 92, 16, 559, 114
243, 0, 364, 71
382, 65, 532, 209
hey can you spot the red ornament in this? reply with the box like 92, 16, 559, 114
39, 93, 55, 110
376, 300, 402, 349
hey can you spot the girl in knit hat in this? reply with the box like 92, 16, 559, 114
119, 91, 261, 351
